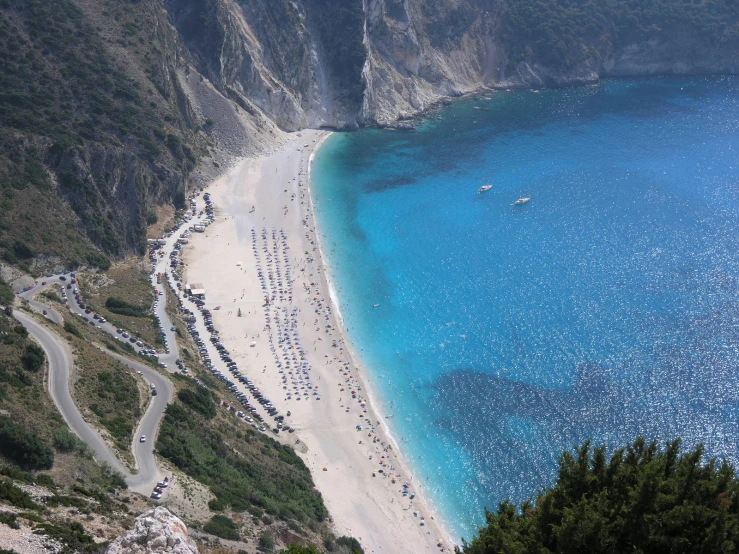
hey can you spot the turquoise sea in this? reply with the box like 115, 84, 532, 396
311, 77, 739, 541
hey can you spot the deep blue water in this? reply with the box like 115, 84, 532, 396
311, 77, 739, 541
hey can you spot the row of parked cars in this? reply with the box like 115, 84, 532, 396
17, 271, 76, 295
151, 476, 170, 500
177, 195, 291, 434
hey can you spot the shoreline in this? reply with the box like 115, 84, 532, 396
307, 136, 457, 546
183, 130, 452, 553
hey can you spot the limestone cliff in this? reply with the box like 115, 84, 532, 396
360, 0, 739, 124
163, 0, 737, 128
106, 507, 198, 554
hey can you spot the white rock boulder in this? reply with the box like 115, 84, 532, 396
107, 507, 198, 554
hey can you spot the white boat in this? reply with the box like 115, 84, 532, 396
478, 184, 493, 194
512, 197, 531, 205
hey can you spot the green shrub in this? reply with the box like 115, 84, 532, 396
334, 536, 364, 553
203, 514, 240, 541
259, 531, 275, 551
86, 251, 110, 270
20, 343, 45, 372
0, 417, 54, 470
33, 521, 95, 553
282, 545, 320, 554
0, 512, 19, 529
177, 387, 216, 419
0, 479, 39, 510
63, 320, 82, 337
458, 438, 739, 554
0, 278, 13, 306
34, 473, 55, 488
53, 426, 80, 453
104, 296, 148, 317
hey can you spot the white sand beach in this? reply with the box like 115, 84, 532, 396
183, 130, 452, 554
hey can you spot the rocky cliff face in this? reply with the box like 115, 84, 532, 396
1, 0, 735, 267
174, 0, 737, 128
162, 0, 364, 131
106, 507, 198, 554
360, 0, 739, 124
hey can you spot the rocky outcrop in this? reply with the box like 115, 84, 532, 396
106, 507, 198, 554
46, 144, 185, 256
162, 0, 362, 131
359, 0, 739, 124
168, 0, 737, 130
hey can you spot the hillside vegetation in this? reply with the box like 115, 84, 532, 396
0, 0, 203, 272
458, 438, 739, 554
502, 0, 739, 69
157, 383, 328, 524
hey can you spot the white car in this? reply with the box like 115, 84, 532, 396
140, 435, 146, 443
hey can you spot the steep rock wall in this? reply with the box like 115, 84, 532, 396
159, 0, 739, 131
162, 0, 363, 130
359, 0, 739, 124
362, 0, 500, 124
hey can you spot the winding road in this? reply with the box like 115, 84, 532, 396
12, 211, 208, 495
13, 307, 172, 493
13, 310, 128, 476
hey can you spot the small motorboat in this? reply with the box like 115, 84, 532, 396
512, 197, 531, 206
478, 184, 493, 194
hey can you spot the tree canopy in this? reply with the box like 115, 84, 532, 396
458, 438, 739, 554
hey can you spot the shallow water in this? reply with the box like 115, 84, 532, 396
311, 77, 739, 541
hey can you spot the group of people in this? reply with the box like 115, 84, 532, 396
252, 226, 318, 402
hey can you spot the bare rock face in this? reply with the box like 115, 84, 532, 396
106, 507, 198, 554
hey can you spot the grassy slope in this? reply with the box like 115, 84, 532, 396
78, 261, 161, 347
69, 336, 144, 461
